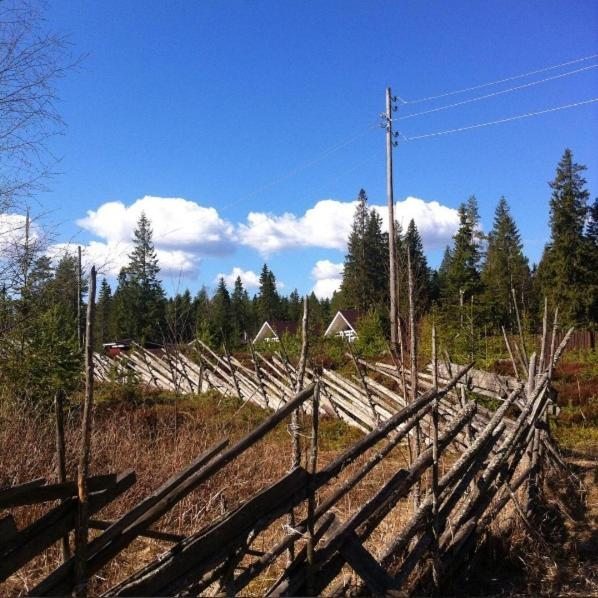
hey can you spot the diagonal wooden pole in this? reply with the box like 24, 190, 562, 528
75, 265, 96, 597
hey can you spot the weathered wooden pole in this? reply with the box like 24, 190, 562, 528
75, 265, 96, 596
347, 338, 378, 425
539, 297, 548, 371
502, 325, 520, 378
222, 336, 242, 401
431, 324, 440, 591
54, 389, 70, 562
288, 296, 309, 563
512, 287, 529, 368
407, 248, 421, 506
249, 340, 269, 408
385, 87, 399, 354
306, 382, 320, 596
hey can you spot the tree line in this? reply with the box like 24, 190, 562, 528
336, 148, 597, 335
0, 149, 595, 404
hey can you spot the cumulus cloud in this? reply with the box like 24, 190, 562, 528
237, 200, 354, 254
215, 267, 260, 289
49, 193, 459, 285
48, 240, 200, 278
77, 195, 235, 255
377, 197, 460, 249
238, 197, 459, 255
311, 259, 343, 299
63, 195, 239, 277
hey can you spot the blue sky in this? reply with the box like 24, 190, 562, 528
35, 0, 598, 297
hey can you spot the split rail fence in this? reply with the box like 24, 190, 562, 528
1, 321, 579, 595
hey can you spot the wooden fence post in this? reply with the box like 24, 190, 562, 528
75, 265, 96, 596
54, 389, 70, 562
306, 382, 320, 596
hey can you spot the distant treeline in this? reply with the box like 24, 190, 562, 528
0, 149, 596, 404
92, 147, 597, 347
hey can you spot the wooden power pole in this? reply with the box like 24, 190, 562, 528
385, 87, 399, 353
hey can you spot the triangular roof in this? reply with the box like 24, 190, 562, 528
324, 309, 363, 337
253, 320, 298, 343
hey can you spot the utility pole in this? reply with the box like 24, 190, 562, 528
384, 87, 399, 353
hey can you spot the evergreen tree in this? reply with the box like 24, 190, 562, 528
211, 277, 232, 345
341, 189, 370, 310
47, 254, 83, 339
538, 149, 592, 324
112, 268, 136, 339
231, 276, 251, 343
257, 264, 279, 322
442, 199, 482, 306
341, 189, 389, 311
400, 219, 430, 316
113, 213, 166, 341
288, 289, 302, 322
365, 208, 389, 306
166, 289, 194, 343
481, 198, 530, 329
193, 286, 213, 344
95, 278, 113, 347
584, 198, 598, 323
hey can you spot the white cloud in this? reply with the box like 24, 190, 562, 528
48, 193, 459, 286
77, 195, 235, 255
376, 197, 460, 250
215, 267, 260, 289
48, 240, 199, 278
311, 259, 343, 299
64, 195, 238, 278
312, 259, 343, 280
237, 196, 459, 255
237, 199, 354, 254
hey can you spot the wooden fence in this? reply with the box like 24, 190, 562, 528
1, 326, 579, 596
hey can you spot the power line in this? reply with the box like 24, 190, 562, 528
398, 63, 598, 121
220, 123, 378, 212
397, 53, 598, 104
401, 97, 598, 141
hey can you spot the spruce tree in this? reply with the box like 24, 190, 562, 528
113, 212, 166, 341
193, 286, 212, 344
257, 264, 279, 322
443, 200, 482, 305
538, 149, 592, 324
341, 189, 370, 309
365, 208, 389, 306
288, 289, 302, 322
231, 276, 251, 343
112, 268, 135, 339
341, 189, 389, 311
95, 278, 113, 347
481, 197, 530, 329
166, 289, 194, 343
584, 198, 598, 323
211, 277, 232, 344
400, 219, 430, 316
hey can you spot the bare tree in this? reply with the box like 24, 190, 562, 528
0, 0, 77, 208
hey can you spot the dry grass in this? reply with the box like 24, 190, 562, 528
0, 389, 412, 596
2, 381, 596, 597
